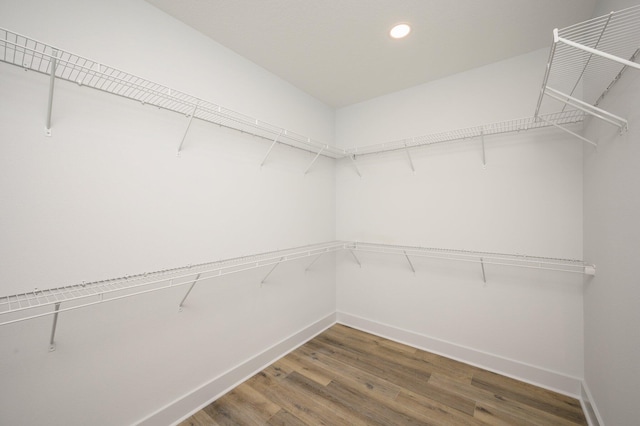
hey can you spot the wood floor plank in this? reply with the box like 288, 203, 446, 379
395, 390, 485, 426
327, 324, 418, 356
323, 376, 430, 425
280, 371, 374, 426
266, 409, 307, 426
322, 325, 472, 383
275, 350, 335, 386
177, 410, 220, 426
310, 335, 433, 392
247, 368, 363, 426
204, 383, 280, 426
471, 371, 586, 424
474, 402, 546, 426
294, 343, 402, 400
183, 325, 588, 426
429, 373, 584, 426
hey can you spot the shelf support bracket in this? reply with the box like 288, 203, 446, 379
260, 130, 283, 168
480, 130, 486, 167
305, 251, 326, 272
544, 87, 628, 133
304, 146, 325, 175
349, 155, 362, 177
261, 257, 284, 286
45, 50, 58, 137
177, 105, 198, 155
404, 251, 416, 274
349, 250, 362, 268
49, 302, 61, 352
178, 273, 201, 311
404, 143, 416, 173
539, 116, 598, 148
480, 257, 487, 284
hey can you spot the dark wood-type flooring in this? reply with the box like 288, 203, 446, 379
179, 324, 587, 425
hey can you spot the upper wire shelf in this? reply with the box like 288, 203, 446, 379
343, 110, 586, 157
347, 241, 593, 276
0, 26, 601, 165
0, 27, 345, 159
535, 5, 640, 135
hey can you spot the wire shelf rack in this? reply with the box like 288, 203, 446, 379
0, 25, 603, 164
0, 27, 345, 159
535, 5, 640, 132
0, 241, 594, 351
343, 110, 586, 157
0, 241, 346, 328
347, 241, 593, 276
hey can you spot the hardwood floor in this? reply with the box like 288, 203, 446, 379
179, 324, 587, 425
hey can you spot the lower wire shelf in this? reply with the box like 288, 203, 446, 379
1, 241, 594, 331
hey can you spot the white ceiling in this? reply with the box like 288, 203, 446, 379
145, 0, 597, 108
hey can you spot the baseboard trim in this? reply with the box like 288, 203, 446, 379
581, 380, 604, 426
336, 311, 583, 398
136, 312, 337, 426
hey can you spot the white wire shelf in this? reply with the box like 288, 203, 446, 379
0, 240, 594, 326
346, 241, 594, 276
0, 26, 602, 167
343, 111, 586, 157
0, 240, 594, 350
0, 241, 346, 328
0, 27, 345, 159
535, 5, 640, 135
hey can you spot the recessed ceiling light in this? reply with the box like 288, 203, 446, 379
390, 23, 411, 39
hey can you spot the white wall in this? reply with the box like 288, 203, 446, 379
0, 1, 336, 425
335, 49, 586, 393
583, 1, 640, 424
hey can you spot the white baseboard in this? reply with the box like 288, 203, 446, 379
336, 311, 583, 398
581, 380, 604, 426
136, 312, 337, 426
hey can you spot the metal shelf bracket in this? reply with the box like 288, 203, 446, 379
260, 130, 283, 168
305, 251, 326, 272
349, 250, 362, 268
178, 273, 201, 311
304, 146, 326, 175
480, 257, 487, 284
404, 250, 416, 274
45, 49, 58, 137
480, 131, 486, 167
349, 155, 362, 177
177, 105, 198, 155
404, 143, 416, 173
538, 116, 598, 148
261, 257, 284, 286
544, 87, 628, 133
49, 302, 61, 352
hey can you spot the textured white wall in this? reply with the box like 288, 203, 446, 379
583, 1, 640, 425
335, 49, 585, 384
0, 1, 336, 425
